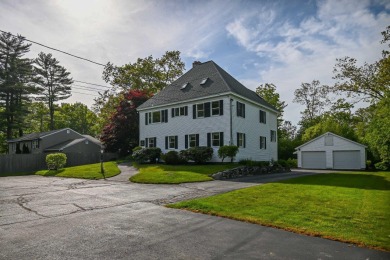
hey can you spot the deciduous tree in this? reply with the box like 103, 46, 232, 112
102, 50, 184, 94
293, 80, 329, 129
100, 90, 149, 155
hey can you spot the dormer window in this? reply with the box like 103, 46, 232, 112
200, 78, 208, 85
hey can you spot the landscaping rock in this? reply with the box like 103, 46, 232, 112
212, 166, 291, 180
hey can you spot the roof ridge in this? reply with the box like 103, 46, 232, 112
209, 61, 232, 93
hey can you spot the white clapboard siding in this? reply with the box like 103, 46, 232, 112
139, 94, 278, 162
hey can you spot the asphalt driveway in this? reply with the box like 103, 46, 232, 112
0, 165, 388, 259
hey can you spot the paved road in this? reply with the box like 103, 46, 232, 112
0, 165, 388, 259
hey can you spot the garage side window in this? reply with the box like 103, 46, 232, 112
325, 136, 333, 146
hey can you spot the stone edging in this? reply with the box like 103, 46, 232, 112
212, 166, 291, 180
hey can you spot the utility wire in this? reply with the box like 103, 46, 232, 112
73, 80, 110, 88
72, 84, 107, 91
0, 29, 106, 66
72, 90, 100, 97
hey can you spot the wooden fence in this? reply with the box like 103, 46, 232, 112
0, 152, 118, 174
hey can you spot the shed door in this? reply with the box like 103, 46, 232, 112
333, 151, 361, 169
302, 151, 326, 169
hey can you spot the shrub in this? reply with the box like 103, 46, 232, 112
256, 161, 269, 167
238, 158, 255, 166
218, 145, 239, 162
164, 151, 185, 165
132, 146, 142, 153
287, 158, 297, 168
180, 146, 213, 164
277, 159, 288, 167
132, 147, 161, 164
46, 153, 67, 170
374, 161, 390, 171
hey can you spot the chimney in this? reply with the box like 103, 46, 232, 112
192, 61, 202, 67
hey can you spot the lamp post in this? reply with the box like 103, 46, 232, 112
100, 146, 105, 179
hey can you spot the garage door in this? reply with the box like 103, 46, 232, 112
302, 151, 326, 169
333, 151, 361, 169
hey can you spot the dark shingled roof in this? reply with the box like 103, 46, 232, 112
137, 61, 277, 111
7, 129, 67, 143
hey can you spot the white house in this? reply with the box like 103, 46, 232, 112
137, 60, 278, 162
295, 132, 366, 170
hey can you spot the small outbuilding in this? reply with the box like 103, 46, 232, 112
295, 132, 366, 170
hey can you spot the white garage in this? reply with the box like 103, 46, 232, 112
295, 132, 366, 170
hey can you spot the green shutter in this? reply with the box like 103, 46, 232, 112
205, 102, 211, 117
193, 105, 196, 119
219, 100, 223, 115
220, 132, 224, 146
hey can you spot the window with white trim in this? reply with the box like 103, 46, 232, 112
270, 130, 276, 142
189, 134, 197, 147
260, 136, 267, 149
172, 106, 188, 117
237, 132, 246, 148
145, 109, 168, 125
259, 110, 266, 124
196, 103, 204, 118
169, 136, 176, 149
237, 101, 245, 118
212, 101, 220, 116
146, 137, 156, 147
212, 132, 221, 146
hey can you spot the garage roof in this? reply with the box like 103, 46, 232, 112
295, 132, 367, 150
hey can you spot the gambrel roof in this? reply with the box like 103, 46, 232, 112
138, 60, 277, 111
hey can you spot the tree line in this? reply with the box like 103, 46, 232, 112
1, 26, 388, 170
0, 32, 75, 151
256, 26, 389, 170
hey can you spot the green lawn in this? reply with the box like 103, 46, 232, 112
34, 161, 121, 179
168, 171, 390, 251
130, 163, 237, 184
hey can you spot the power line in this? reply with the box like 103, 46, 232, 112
73, 80, 110, 88
71, 90, 100, 97
72, 84, 107, 92
0, 29, 106, 66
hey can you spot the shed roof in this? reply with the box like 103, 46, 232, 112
138, 60, 277, 111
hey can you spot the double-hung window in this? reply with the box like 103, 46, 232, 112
211, 101, 220, 116
260, 136, 267, 149
196, 104, 204, 118
270, 130, 276, 142
185, 134, 199, 148
145, 110, 168, 125
193, 100, 223, 119
237, 132, 246, 148
165, 136, 178, 149
237, 101, 245, 118
259, 110, 266, 124
172, 106, 188, 117
146, 137, 156, 148
207, 132, 224, 147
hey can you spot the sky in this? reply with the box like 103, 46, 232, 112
0, 0, 389, 125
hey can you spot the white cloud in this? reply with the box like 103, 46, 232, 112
226, 0, 389, 125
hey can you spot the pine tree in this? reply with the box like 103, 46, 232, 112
34, 52, 73, 130
0, 32, 36, 139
